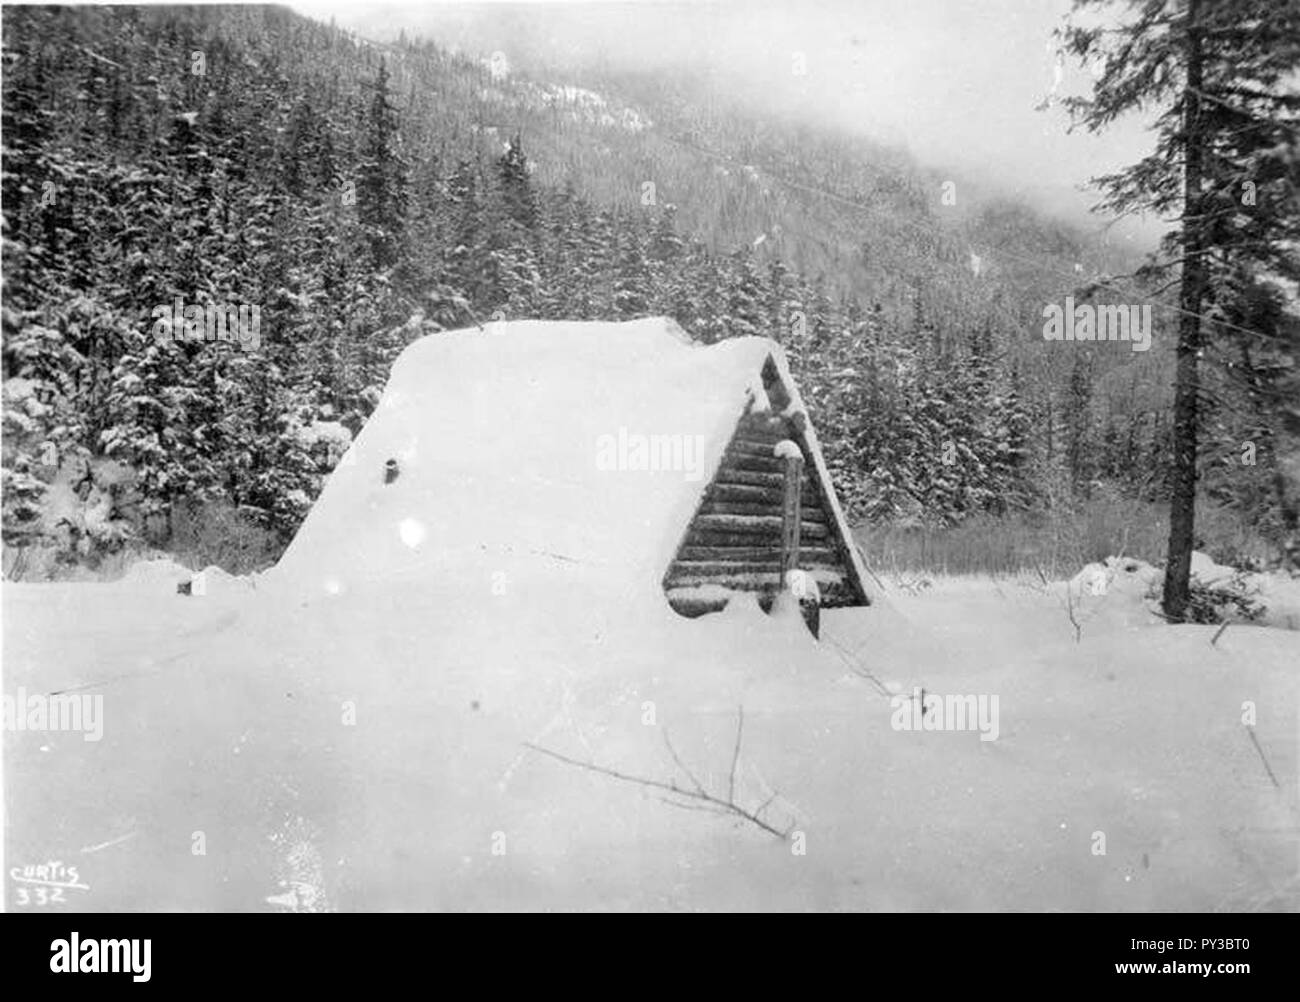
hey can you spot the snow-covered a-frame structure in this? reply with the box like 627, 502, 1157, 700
273, 317, 870, 623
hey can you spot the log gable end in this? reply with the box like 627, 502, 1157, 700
662, 354, 871, 618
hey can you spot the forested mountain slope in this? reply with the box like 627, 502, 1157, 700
3, 4, 1285, 577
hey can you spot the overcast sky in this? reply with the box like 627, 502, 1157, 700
291, 0, 1162, 244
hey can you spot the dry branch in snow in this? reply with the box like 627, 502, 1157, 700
525, 708, 792, 839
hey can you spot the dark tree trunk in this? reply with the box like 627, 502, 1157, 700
1162, 0, 1206, 623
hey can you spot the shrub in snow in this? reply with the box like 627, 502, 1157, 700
168, 499, 283, 576
1184, 571, 1265, 626
6, 454, 139, 576
1065, 554, 1275, 627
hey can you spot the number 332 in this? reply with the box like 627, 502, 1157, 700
16, 886, 66, 905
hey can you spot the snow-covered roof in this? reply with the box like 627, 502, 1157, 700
271, 317, 867, 612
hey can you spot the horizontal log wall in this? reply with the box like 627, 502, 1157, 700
664, 405, 862, 617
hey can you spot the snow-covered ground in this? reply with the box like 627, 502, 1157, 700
4, 319, 1297, 911
4, 560, 1296, 912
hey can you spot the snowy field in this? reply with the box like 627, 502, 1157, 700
4, 561, 1297, 912
5, 321, 1297, 912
